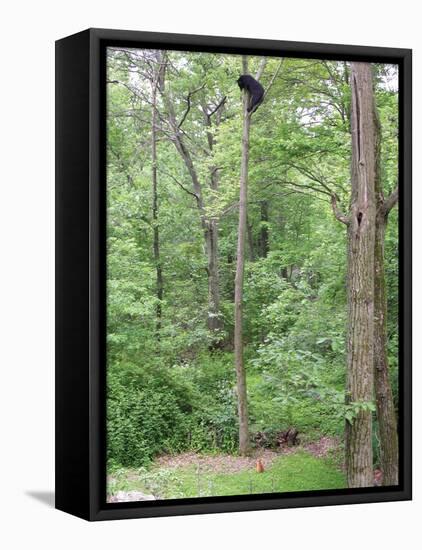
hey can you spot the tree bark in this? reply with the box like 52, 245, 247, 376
258, 200, 269, 258
205, 219, 221, 335
151, 56, 163, 336
374, 70, 399, 486
374, 209, 399, 485
234, 56, 251, 456
371, 81, 399, 485
202, 104, 223, 340
345, 62, 377, 488
246, 215, 255, 261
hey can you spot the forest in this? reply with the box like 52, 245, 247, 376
105, 47, 399, 502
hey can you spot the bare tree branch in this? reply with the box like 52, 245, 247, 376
288, 162, 336, 196
178, 84, 206, 128
262, 59, 284, 103
255, 58, 267, 81
331, 194, 350, 225
158, 168, 199, 201
107, 79, 152, 106
207, 96, 227, 118
382, 186, 399, 215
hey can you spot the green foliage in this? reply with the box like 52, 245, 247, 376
107, 372, 190, 466
107, 353, 239, 466
250, 341, 345, 436
105, 49, 399, 481
344, 401, 377, 424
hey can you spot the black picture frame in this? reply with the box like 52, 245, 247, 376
55, 27, 412, 521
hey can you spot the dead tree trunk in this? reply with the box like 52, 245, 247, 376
234, 56, 251, 456
345, 62, 377, 488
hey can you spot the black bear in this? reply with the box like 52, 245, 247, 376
237, 75, 265, 114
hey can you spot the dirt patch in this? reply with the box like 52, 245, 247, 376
155, 437, 340, 474
156, 447, 296, 474
303, 436, 340, 458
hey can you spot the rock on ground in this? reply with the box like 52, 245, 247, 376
108, 491, 156, 503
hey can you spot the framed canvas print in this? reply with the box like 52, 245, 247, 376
55, 28, 412, 521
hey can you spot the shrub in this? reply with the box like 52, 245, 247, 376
107, 374, 190, 467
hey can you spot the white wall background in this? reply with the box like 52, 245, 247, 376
0, 1, 419, 548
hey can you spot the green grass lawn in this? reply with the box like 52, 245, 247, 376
108, 450, 346, 500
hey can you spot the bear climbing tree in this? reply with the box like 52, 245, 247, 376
237, 74, 265, 114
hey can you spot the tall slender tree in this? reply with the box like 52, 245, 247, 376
234, 56, 252, 455
151, 51, 165, 336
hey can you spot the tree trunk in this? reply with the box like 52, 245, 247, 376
205, 219, 222, 335
234, 56, 251, 456
246, 215, 255, 261
151, 65, 163, 336
258, 200, 269, 258
371, 87, 399, 485
164, 92, 223, 342
374, 209, 399, 485
204, 106, 223, 340
345, 62, 377, 488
